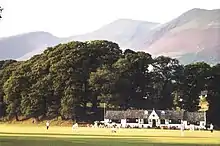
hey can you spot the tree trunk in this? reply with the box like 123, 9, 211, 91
15, 113, 19, 121
83, 102, 87, 110
92, 100, 98, 112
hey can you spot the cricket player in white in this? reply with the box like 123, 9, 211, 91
210, 123, 214, 133
46, 121, 50, 130
72, 123, 78, 131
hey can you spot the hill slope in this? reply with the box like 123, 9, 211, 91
15, 19, 158, 60
68, 19, 159, 49
7, 19, 158, 60
143, 8, 220, 64
0, 31, 61, 60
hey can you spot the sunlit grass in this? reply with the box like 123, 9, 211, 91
0, 125, 219, 146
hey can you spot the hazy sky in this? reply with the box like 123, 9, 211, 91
0, 0, 219, 38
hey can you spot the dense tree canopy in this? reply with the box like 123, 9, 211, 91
0, 40, 219, 127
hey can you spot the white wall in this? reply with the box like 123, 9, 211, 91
148, 110, 160, 120
121, 119, 126, 128
105, 118, 206, 129
104, 119, 110, 123
165, 119, 169, 125
142, 124, 151, 128
148, 110, 160, 127
168, 124, 182, 129
199, 121, 206, 129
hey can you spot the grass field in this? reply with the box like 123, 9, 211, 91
0, 124, 219, 146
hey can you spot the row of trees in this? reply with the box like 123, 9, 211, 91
0, 40, 219, 127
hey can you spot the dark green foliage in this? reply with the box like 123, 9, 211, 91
181, 62, 211, 112
0, 60, 18, 118
0, 40, 219, 127
206, 64, 220, 128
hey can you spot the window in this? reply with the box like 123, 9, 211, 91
188, 121, 200, 125
140, 119, 144, 124
111, 119, 120, 123
127, 118, 138, 123
144, 119, 148, 124
160, 119, 165, 124
169, 119, 181, 124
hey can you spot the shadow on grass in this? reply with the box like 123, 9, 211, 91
0, 136, 218, 146
0, 132, 217, 139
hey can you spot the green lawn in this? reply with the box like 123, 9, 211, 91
0, 125, 219, 146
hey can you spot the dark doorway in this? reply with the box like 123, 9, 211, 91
152, 119, 156, 127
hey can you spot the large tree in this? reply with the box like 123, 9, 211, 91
207, 64, 220, 127
149, 56, 184, 109
89, 49, 153, 110
181, 62, 211, 112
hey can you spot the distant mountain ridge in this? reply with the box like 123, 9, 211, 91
16, 19, 159, 60
68, 19, 159, 49
0, 8, 220, 64
0, 31, 61, 60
